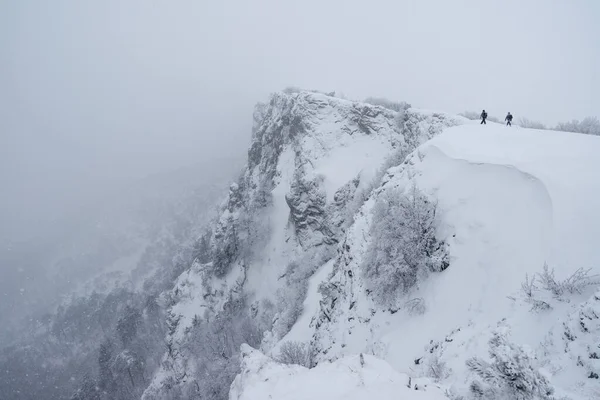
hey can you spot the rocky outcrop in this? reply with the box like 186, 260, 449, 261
285, 165, 334, 248
143, 90, 468, 399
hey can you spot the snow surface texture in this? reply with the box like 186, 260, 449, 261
142, 91, 468, 398
311, 125, 600, 399
229, 344, 449, 400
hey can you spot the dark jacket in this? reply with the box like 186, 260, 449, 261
481, 111, 488, 119
505, 114, 513, 121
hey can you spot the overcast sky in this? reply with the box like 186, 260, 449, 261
1, 0, 598, 241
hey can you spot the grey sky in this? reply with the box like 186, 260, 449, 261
1, 0, 598, 241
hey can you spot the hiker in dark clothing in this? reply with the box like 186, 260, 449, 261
505, 112, 513, 126
480, 110, 487, 125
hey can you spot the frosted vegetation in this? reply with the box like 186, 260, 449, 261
362, 184, 449, 308
520, 263, 600, 311
277, 340, 313, 368
466, 329, 556, 400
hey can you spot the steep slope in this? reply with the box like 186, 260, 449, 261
0, 159, 238, 345
0, 162, 238, 400
142, 91, 468, 399
308, 125, 600, 399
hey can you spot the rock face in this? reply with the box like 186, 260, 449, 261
138, 91, 600, 400
142, 90, 467, 399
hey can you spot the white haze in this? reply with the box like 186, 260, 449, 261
0, 0, 598, 327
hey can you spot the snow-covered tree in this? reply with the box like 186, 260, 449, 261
555, 116, 600, 136
362, 184, 449, 307
466, 329, 554, 400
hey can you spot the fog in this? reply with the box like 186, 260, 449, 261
1, 0, 598, 325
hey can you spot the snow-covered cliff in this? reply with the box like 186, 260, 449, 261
142, 90, 467, 399
144, 90, 600, 400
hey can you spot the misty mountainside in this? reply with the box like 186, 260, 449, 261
139, 90, 469, 400
0, 157, 241, 336
3, 89, 600, 400
0, 158, 241, 399
141, 91, 600, 400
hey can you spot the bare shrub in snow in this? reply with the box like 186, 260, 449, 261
537, 263, 599, 297
521, 264, 599, 311
277, 341, 313, 368
362, 184, 449, 307
520, 273, 551, 311
466, 330, 555, 400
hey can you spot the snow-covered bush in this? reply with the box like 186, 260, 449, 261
466, 329, 555, 400
277, 340, 313, 368
555, 116, 600, 136
362, 184, 449, 307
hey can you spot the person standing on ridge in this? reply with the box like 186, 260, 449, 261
505, 112, 513, 126
480, 109, 487, 125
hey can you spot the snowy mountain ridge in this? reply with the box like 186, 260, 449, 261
141, 90, 600, 400
141, 90, 469, 399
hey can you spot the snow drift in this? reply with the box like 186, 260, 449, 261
229, 344, 448, 400
312, 124, 600, 399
